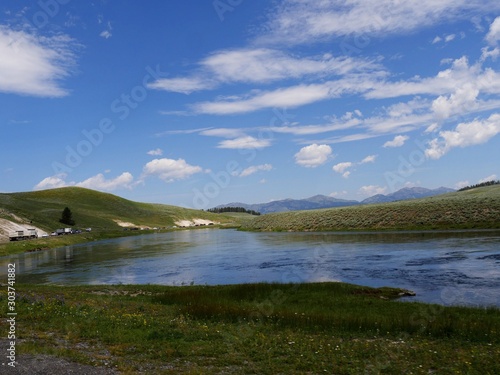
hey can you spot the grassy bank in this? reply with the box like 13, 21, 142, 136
0, 228, 160, 257
242, 185, 500, 232
1, 282, 498, 374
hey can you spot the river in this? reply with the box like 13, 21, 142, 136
1, 229, 499, 307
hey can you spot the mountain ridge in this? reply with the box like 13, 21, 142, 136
216, 187, 455, 214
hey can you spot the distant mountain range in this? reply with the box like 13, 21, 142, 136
216, 187, 455, 214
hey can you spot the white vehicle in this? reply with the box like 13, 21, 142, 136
9, 229, 38, 241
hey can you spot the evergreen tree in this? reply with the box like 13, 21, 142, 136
59, 207, 75, 226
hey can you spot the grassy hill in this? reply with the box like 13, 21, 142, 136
0, 187, 236, 253
0, 187, 237, 232
242, 185, 500, 232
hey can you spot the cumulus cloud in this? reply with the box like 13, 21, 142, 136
455, 180, 470, 189
425, 113, 500, 159
34, 172, 134, 191
383, 135, 409, 148
478, 174, 498, 183
147, 148, 163, 156
33, 174, 70, 190
142, 158, 203, 182
294, 144, 332, 167
76, 172, 133, 191
0, 26, 76, 97
332, 162, 353, 178
486, 16, 500, 45
360, 155, 377, 164
359, 185, 388, 197
431, 83, 479, 119
236, 164, 273, 177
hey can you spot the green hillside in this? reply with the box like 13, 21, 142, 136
242, 185, 500, 232
0, 187, 234, 233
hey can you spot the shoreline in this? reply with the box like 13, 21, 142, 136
2, 225, 500, 258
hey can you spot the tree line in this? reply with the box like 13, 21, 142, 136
207, 207, 261, 215
458, 180, 500, 192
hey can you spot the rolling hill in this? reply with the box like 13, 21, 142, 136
241, 185, 500, 232
0, 187, 234, 241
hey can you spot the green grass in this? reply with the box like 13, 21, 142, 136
243, 185, 500, 232
0, 186, 236, 230
1, 282, 498, 374
0, 187, 241, 255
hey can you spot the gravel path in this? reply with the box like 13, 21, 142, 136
3, 354, 118, 374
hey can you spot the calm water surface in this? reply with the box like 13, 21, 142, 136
1, 229, 499, 306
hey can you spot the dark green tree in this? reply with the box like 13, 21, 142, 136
59, 207, 75, 226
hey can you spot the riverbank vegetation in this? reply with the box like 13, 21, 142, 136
1, 282, 498, 374
242, 185, 500, 232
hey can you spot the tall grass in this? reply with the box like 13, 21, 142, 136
2, 283, 499, 374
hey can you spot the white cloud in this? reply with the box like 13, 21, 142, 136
432, 34, 456, 44
432, 36, 442, 44
142, 158, 203, 182
479, 174, 498, 183
34, 172, 133, 191
33, 174, 70, 190
384, 135, 409, 148
425, 113, 500, 159
329, 191, 347, 197
333, 162, 353, 174
192, 53, 500, 116
481, 47, 500, 61
431, 83, 479, 119
100, 21, 113, 39
294, 144, 332, 168
486, 16, 500, 45
360, 155, 377, 164
366, 56, 500, 100
217, 136, 272, 149
147, 148, 163, 156
193, 82, 336, 115
201, 48, 377, 83
261, 0, 500, 45
148, 76, 216, 94
148, 48, 381, 94
0, 26, 76, 97
200, 128, 245, 138
445, 34, 456, 42
237, 164, 273, 177
100, 30, 112, 39
359, 185, 388, 197
455, 180, 470, 189
76, 172, 133, 191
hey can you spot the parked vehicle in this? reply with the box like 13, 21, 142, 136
56, 228, 72, 235
9, 229, 38, 241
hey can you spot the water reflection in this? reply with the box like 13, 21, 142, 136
1, 229, 499, 307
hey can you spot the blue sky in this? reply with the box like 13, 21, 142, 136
1, 0, 500, 208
